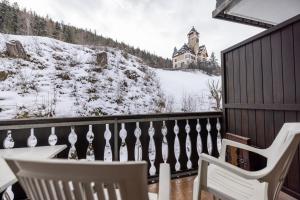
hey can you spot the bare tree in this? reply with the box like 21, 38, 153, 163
208, 80, 222, 110
181, 92, 197, 112
165, 95, 175, 112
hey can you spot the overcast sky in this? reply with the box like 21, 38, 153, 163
10, 0, 263, 60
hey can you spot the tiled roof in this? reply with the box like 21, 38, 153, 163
173, 44, 194, 57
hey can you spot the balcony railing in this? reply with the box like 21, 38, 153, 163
0, 111, 223, 199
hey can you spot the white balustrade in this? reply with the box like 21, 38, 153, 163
2, 186, 14, 200
68, 126, 78, 160
3, 130, 14, 149
86, 125, 95, 161
0, 115, 223, 199
148, 121, 156, 175
206, 118, 213, 155
2, 130, 15, 200
119, 123, 128, 162
27, 128, 37, 147
185, 120, 192, 169
196, 119, 202, 157
134, 122, 142, 161
104, 124, 112, 161
48, 127, 58, 146
161, 121, 168, 163
174, 120, 181, 171
216, 118, 222, 155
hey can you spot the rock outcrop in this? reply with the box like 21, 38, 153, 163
96, 52, 107, 67
6, 40, 28, 60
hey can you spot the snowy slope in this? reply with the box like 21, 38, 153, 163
0, 34, 220, 119
155, 69, 221, 111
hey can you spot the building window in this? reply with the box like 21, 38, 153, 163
175, 59, 177, 62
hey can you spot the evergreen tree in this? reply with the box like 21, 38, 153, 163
0, 1, 173, 68
63, 25, 73, 43
209, 52, 218, 67
11, 2, 19, 34
53, 22, 60, 39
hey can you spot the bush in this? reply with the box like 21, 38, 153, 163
0, 71, 8, 81
56, 72, 71, 80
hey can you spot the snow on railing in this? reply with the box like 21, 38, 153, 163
0, 112, 222, 199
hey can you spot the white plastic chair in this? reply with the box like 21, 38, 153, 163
193, 123, 300, 200
4, 158, 170, 200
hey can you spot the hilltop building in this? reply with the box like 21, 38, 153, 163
172, 27, 208, 68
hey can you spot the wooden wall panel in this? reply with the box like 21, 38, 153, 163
233, 49, 241, 135
239, 46, 249, 138
253, 40, 265, 147
294, 21, 300, 195
245, 43, 256, 142
262, 36, 274, 147
226, 52, 235, 132
222, 15, 300, 198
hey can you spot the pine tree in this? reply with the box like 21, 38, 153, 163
11, 2, 19, 34
209, 52, 218, 68
63, 25, 73, 43
0, 0, 10, 33
53, 22, 60, 39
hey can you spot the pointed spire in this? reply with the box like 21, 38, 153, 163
188, 26, 199, 35
172, 47, 178, 57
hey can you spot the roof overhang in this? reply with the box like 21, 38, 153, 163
213, 0, 300, 29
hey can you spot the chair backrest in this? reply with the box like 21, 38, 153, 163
263, 123, 300, 200
4, 158, 149, 200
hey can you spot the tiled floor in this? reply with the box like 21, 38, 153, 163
148, 176, 297, 200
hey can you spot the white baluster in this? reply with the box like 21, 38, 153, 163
3, 130, 14, 149
134, 122, 142, 161
216, 118, 222, 155
161, 121, 168, 163
86, 125, 95, 161
206, 118, 213, 155
68, 126, 78, 160
174, 120, 181, 171
104, 124, 112, 161
148, 121, 156, 175
48, 127, 58, 146
27, 128, 37, 147
196, 119, 203, 157
185, 120, 192, 169
3, 130, 14, 200
119, 123, 128, 162
2, 185, 14, 200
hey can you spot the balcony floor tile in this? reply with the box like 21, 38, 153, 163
148, 176, 297, 200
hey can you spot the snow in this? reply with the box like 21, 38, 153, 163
155, 69, 221, 111
0, 34, 221, 119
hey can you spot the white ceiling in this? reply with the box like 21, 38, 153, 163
226, 0, 300, 25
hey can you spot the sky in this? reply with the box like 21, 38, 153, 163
9, 0, 264, 60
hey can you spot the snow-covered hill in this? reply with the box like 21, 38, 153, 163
0, 34, 220, 119
155, 69, 220, 112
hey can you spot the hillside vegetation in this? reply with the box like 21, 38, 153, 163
0, 0, 172, 68
0, 34, 166, 118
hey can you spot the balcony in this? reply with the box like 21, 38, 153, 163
1, 112, 224, 199
1, 111, 297, 199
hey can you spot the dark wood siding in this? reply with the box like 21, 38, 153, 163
222, 15, 300, 199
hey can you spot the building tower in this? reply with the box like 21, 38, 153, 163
187, 27, 199, 55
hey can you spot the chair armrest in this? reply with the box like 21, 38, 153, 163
220, 139, 266, 161
199, 154, 270, 180
158, 163, 170, 200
